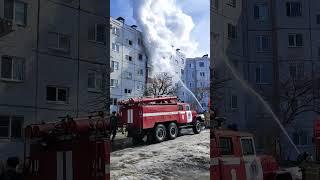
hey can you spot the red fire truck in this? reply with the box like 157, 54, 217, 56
118, 96, 204, 144
210, 129, 293, 180
23, 112, 110, 180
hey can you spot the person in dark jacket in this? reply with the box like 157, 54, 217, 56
110, 111, 118, 142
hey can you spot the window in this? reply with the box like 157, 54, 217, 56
4, 0, 27, 26
227, 24, 237, 39
289, 63, 304, 79
111, 61, 119, 71
213, 0, 219, 9
231, 95, 238, 109
317, 15, 320, 24
46, 86, 68, 103
112, 26, 120, 36
138, 54, 143, 60
112, 43, 120, 52
293, 131, 308, 145
286, 2, 302, 17
0, 116, 23, 138
256, 35, 271, 52
88, 24, 106, 44
137, 69, 143, 76
110, 98, 118, 105
48, 32, 70, 52
128, 40, 133, 46
88, 71, 102, 90
181, 69, 184, 75
288, 34, 303, 47
124, 72, 132, 79
124, 89, 132, 94
241, 138, 255, 155
255, 66, 262, 83
0, 56, 25, 81
189, 63, 193, 68
110, 79, 118, 87
186, 105, 190, 111
227, 0, 236, 7
178, 105, 183, 111
254, 3, 269, 21
189, 83, 192, 88
125, 55, 133, 61
201, 103, 207, 107
200, 72, 205, 77
138, 38, 142, 46
181, 59, 184, 64
219, 137, 234, 155
199, 62, 205, 67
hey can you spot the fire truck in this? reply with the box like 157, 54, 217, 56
23, 112, 110, 180
118, 96, 204, 144
210, 129, 293, 180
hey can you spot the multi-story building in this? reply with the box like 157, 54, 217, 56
183, 55, 210, 112
0, 0, 108, 160
110, 17, 147, 112
211, 0, 320, 159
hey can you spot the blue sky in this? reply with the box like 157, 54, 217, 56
110, 0, 210, 58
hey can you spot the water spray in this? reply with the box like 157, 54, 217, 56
219, 50, 300, 155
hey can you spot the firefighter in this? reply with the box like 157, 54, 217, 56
110, 111, 118, 142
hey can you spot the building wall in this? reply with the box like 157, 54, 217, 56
110, 17, 147, 112
183, 56, 210, 112
0, 0, 108, 160
212, 0, 320, 159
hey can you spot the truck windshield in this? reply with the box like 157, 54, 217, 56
186, 105, 190, 111
241, 138, 255, 155
219, 137, 233, 155
178, 105, 183, 111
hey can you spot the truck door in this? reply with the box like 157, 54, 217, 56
178, 105, 185, 123
240, 137, 263, 180
218, 137, 245, 180
185, 105, 192, 123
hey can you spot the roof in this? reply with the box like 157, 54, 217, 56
212, 129, 253, 138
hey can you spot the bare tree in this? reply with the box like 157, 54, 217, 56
279, 76, 320, 126
144, 72, 179, 96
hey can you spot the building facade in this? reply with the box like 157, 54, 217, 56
0, 0, 108, 160
211, 0, 320, 159
110, 17, 147, 112
183, 55, 210, 112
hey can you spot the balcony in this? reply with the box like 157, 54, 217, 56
0, 18, 14, 38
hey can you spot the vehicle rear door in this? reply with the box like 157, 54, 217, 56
240, 137, 263, 180
218, 136, 245, 180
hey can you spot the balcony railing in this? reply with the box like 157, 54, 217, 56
0, 18, 14, 38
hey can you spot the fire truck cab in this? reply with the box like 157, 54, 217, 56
118, 96, 203, 144
211, 129, 293, 180
24, 112, 110, 180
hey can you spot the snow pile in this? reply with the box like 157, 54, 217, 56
110, 129, 210, 180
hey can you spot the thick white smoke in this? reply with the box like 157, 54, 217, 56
132, 0, 199, 76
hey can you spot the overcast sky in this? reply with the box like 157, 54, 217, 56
110, 0, 210, 58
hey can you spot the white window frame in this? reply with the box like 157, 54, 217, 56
255, 66, 262, 84
254, 3, 269, 21
288, 34, 303, 47
111, 60, 119, 71
48, 32, 70, 53
200, 72, 205, 77
112, 26, 120, 36
124, 88, 132, 94
0, 115, 23, 139
46, 86, 69, 104
231, 94, 238, 109
256, 35, 271, 52
112, 43, 120, 52
4, 0, 27, 26
227, 23, 237, 40
240, 137, 256, 156
89, 24, 106, 44
137, 69, 143, 76
0, 55, 25, 82
124, 72, 132, 79
227, 0, 236, 7
110, 79, 119, 88
87, 71, 102, 92
286, 1, 302, 17
289, 63, 304, 79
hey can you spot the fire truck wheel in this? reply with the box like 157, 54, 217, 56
193, 120, 201, 134
167, 122, 178, 140
154, 124, 167, 143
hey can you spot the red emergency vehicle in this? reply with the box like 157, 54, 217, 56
24, 112, 110, 180
118, 96, 204, 144
210, 129, 293, 180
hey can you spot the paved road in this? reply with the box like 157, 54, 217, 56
110, 129, 210, 180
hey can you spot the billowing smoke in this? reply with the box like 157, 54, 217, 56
132, 0, 198, 77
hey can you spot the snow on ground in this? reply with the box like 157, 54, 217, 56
110, 129, 210, 180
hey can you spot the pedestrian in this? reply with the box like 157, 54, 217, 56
110, 111, 118, 142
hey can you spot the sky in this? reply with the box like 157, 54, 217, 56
110, 0, 210, 58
